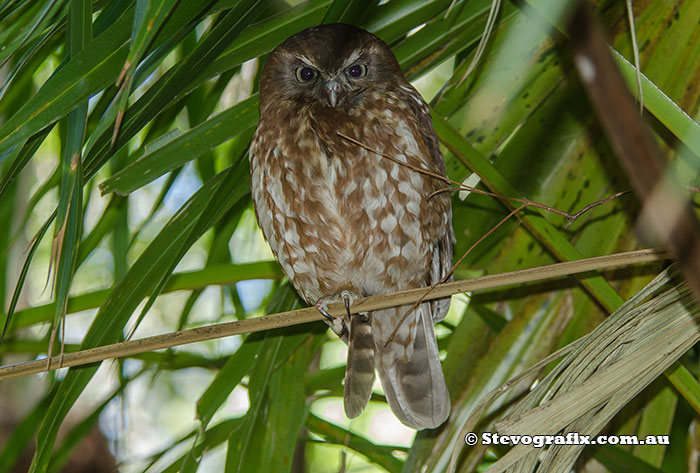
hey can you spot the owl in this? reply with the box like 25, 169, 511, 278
249, 23, 454, 430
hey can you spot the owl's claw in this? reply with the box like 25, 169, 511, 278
315, 300, 335, 322
342, 290, 352, 319
341, 289, 369, 323
316, 291, 367, 337
315, 298, 346, 337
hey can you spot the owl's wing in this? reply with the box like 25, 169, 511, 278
400, 83, 455, 323
399, 83, 446, 176
430, 232, 453, 322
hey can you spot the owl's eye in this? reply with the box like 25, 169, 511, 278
295, 67, 317, 83
347, 64, 367, 78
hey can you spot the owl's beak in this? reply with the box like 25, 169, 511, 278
324, 80, 341, 107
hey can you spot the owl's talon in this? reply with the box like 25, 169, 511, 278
336, 322, 348, 338
315, 301, 335, 322
341, 290, 352, 319
341, 290, 369, 322
316, 299, 346, 337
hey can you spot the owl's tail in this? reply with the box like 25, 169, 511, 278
344, 314, 376, 418
373, 304, 450, 430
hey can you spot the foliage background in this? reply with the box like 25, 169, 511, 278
0, 0, 699, 472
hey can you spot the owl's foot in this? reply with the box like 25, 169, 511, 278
314, 300, 334, 322
315, 298, 346, 337
341, 290, 353, 319
341, 290, 369, 323
315, 290, 368, 337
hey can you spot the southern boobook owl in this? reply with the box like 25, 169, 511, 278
249, 23, 454, 430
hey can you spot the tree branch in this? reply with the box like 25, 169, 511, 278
0, 248, 668, 381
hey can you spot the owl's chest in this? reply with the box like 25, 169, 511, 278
286, 128, 370, 232
250, 107, 435, 299
254, 107, 430, 231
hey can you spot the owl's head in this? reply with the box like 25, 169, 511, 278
259, 24, 402, 112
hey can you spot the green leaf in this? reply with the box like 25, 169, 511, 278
192, 0, 332, 95
0, 210, 55, 346
196, 335, 260, 429
83, 0, 218, 160
664, 361, 700, 416
75, 195, 124, 266
362, 0, 453, 44
99, 95, 258, 195
523, 0, 700, 162
29, 162, 250, 473
83, 0, 263, 182
156, 419, 241, 473
10, 260, 282, 330
321, 0, 373, 24
393, 0, 500, 75
432, 113, 625, 313
593, 445, 667, 473
631, 381, 676, 466
306, 414, 406, 473
614, 49, 700, 162
225, 285, 321, 473
112, 0, 180, 144
49, 0, 92, 350
0, 0, 220, 163
0, 5, 133, 156
0, 127, 53, 201
0, 0, 64, 70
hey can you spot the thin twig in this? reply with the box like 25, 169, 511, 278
428, 186, 632, 228
564, 190, 633, 227
336, 132, 631, 228
337, 132, 456, 186
0, 248, 669, 381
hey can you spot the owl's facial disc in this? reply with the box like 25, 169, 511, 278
283, 49, 372, 109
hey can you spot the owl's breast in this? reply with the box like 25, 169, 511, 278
250, 116, 361, 301
250, 101, 446, 302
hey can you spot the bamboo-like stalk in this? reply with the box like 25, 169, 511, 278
0, 248, 667, 381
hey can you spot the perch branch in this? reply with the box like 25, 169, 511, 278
0, 248, 668, 381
